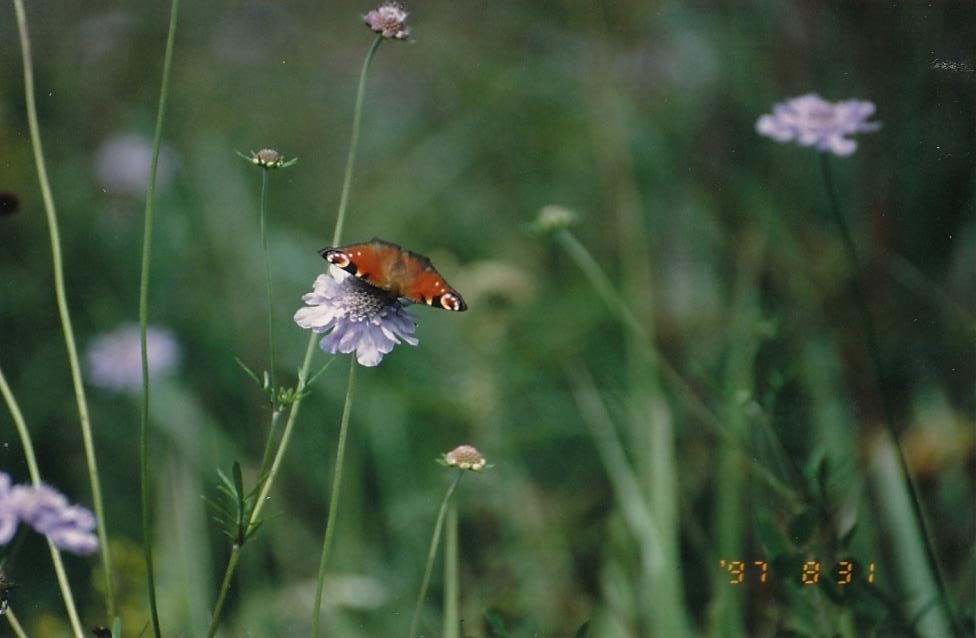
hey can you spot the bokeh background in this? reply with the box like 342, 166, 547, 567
0, 1, 973, 636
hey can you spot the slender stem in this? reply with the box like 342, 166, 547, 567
206, 544, 241, 638
0, 365, 85, 638
259, 168, 277, 389
409, 471, 465, 638
443, 501, 459, 638
6, 608, 28, 638
250, 336, 317, 526
207, 33, 381, 637
204, 335, 317, 636
819, 154, 962, 637
138, 0, 180, 634
311, 360, 357, 636
257, 409, 283, 484
331, 35, 383, 246
10, 0, 115, 619
555, 229, 799, 502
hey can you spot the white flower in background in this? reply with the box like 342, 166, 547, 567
86, 324, 181, 393
756, 93, 881, 157
95, 133, 177, 196
294, 267, 418, 367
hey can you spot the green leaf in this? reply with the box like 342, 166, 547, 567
573, 620, 591, 638
234, 357, 262, 386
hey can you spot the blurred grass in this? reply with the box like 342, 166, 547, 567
0, 1, 974, 636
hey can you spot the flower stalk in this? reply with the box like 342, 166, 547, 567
260, 168, 278, 390
10, 0, 114, 620
332, 34, 382, 246
443, 500, 459, 638
819, 155, 962, 637
138, 0, 181, 634
208, 31, 384, 638
0, 364, 85, 638
409, 470, 465, 638
310, 360, 357, 636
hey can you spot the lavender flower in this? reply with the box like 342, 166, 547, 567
0, 475, 17, 545
95, 133, 177, 196
294, 267, 419, 367
85, 323, 181, 393
756, 93, 881, 157
364, 3, 410, 40
0, 474, 99, 555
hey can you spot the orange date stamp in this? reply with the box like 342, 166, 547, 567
719, 559, 876, 585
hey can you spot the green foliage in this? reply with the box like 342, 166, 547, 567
0, 1, 972, 637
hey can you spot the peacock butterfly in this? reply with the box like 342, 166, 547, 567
320, 238, 467, 311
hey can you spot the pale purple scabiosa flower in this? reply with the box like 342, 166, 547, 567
0, 475, 18, 544
12, 484, 98, 555
364, 2, 410, 40
756, 93, 881, 157
85, 323, 181, 393
0, 474, 99, 555
95, 133, 177, 196
294, 267, 419, 367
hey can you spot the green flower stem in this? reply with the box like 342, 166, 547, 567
331, 34, 383, 246
209, 34, 382, 637
256, 408, 283, 485
10, 0, 115, 620
0, 365, 85, 638
205, 335, 317, 636
311, 360, 357, 636
409, 471, 465, 638
819, 155, 962, 637
260, 168, 277, 389
554, 229, 798, 502
138, 0, 180, 634
206, 543, 241, 638
442, 500, 459, 638
5, 608, 28, 638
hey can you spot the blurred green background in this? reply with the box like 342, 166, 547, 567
0, 1, 973, 636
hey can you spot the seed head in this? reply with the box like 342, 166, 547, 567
442, 445, 487, 472
531, 205, 577, 234
364, 3, 411, 40
240, 148, 298, 169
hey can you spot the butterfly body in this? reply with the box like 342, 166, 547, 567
321, 238, 467, 311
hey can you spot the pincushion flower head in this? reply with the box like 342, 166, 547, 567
294, 266, 419, 367
85, 323, 181, 393
364, 2, 410, 40
756, 93, 881, 157
0, 473, 98, 555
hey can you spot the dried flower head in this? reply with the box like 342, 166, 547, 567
531, 205, 577, 234
294, 267, 419, 367
240, 148, 298, 169
442, 445, 487, 472
756, 93, 881, 157
85, 324, 181, 393
364, 3, 410, 40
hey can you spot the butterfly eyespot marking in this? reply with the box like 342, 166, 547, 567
322, 249, 352, 270
437, 292, 467, 312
